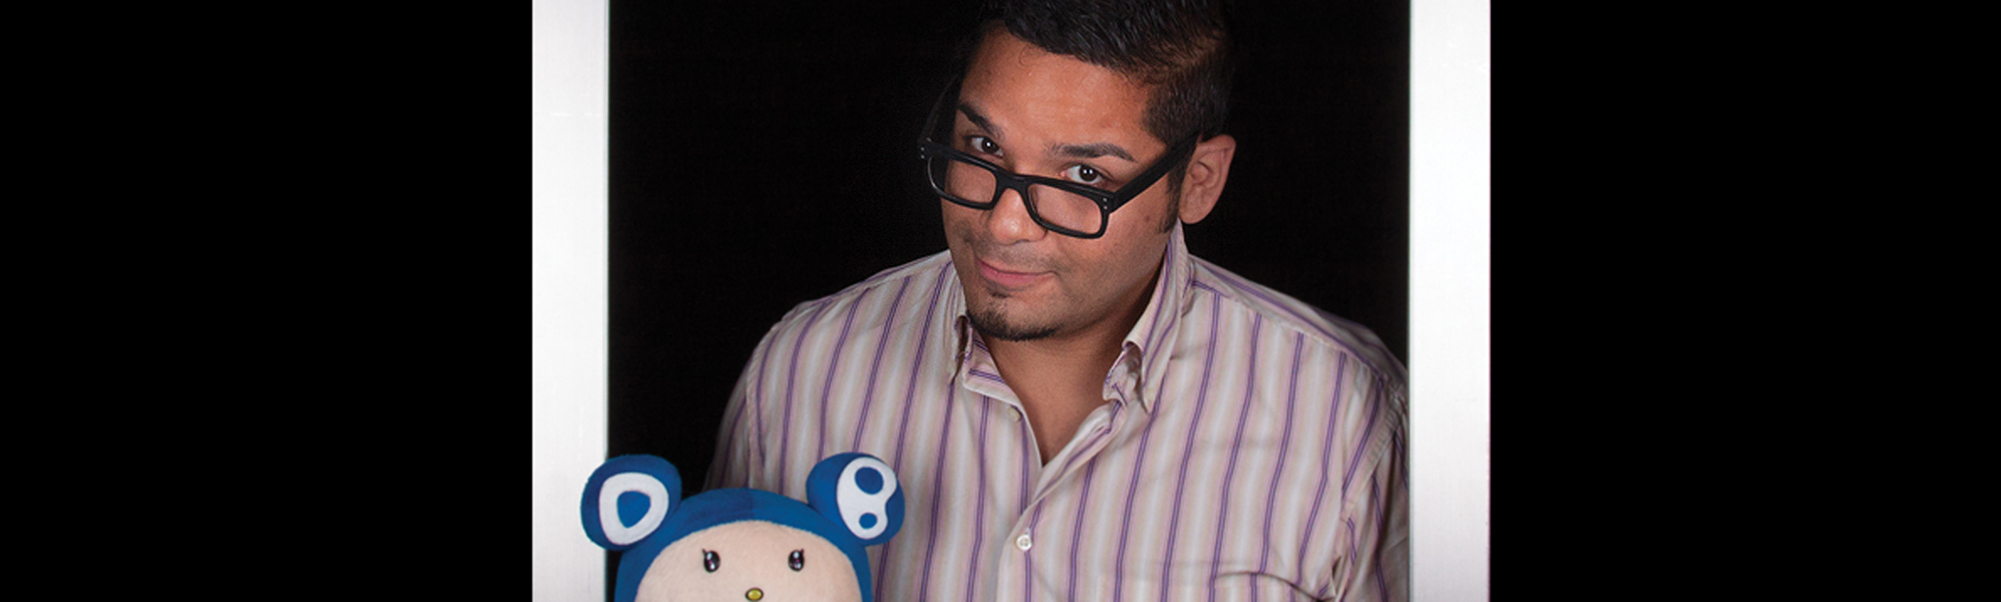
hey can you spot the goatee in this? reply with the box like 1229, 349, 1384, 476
966, 306, 1056, 342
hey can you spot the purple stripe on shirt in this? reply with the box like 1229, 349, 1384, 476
1203, 268, 1396, 381
852, 276, 912, 447
1342, 517, 1359, 602
1200, 269, 1338, 344
1299, 356, 1348, 586
1155, 298, 1225, 602
1019, 414, 1033, 510
1206, 315, 1262, 602
777, 300, 835, 487
1127, 246, 1172, 413
1340, 366, 1381, 507
1370, 478, 1390, 601
1067, 457, 1099, 600
892, 263, 953, 467
1025, 494, 1046, 602
739, 306, 789, 487
1017, 405, 1036, 602
816, 288, 869, 460
875, 266, 953, 601
1259, 334, 1307, 575
964, 396, 994, 602
1111, 381, 1170, 602
917, 380, 960, 599
868, 275, 929, 602
1024, 401, 1107, 601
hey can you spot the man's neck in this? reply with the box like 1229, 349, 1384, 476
985, 328, 1125, 393
982, 264, 1159, 464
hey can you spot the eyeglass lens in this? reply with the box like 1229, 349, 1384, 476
929, 154, 1104, 235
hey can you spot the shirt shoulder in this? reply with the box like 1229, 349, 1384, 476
762, 251, 957, 339
1185, 256, 1407, 398
717, 252, 958, 493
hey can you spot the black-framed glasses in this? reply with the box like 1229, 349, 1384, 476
915, 84, 1199, 239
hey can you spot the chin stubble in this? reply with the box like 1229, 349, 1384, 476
966, 305, 1056, 342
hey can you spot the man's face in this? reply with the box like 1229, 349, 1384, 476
942, 30, 1182, 343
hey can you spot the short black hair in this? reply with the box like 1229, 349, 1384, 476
971, 0, 1235, 145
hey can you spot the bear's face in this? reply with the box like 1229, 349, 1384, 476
635, 520, 861, 602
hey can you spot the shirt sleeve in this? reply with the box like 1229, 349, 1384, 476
1325, 386, 1410, 601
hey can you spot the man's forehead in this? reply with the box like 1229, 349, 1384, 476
957, 30, 1158, 151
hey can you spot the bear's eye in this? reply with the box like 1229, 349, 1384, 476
788, 549, 804, 571
703, 550, 720, 573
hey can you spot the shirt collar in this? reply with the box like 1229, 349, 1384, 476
1119, 223, 1193, 414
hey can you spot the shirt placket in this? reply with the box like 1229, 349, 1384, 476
992, 349, 1146, 602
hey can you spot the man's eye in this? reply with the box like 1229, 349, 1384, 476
1064, 164, 1107, 186
703, 550, 720, 573
969, 136, 1000, 156
789, 549, 805, 571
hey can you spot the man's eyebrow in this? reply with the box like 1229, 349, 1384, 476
1052, 142, 1136, 163
956, 104, 1000, 138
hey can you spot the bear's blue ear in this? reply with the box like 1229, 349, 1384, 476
806, 453, 903, 546
580, 455, 682, 551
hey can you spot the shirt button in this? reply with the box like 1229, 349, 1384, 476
1015, 533, 1033, 551
1008, 407, 1023, 422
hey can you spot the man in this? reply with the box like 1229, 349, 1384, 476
708, 1, 1407, 599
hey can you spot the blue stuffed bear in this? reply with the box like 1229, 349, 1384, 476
581, 453, 904, 602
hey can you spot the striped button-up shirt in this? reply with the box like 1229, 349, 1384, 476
708, 225, 1409, 601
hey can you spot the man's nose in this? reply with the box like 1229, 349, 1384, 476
985, 185, 1047, 244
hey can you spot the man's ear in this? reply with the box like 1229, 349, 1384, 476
1176, 134, 1235, 225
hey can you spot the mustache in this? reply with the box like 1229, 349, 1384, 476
981, 251, 1052, 273
959, 233, 1056, 273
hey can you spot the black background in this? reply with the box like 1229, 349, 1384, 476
607, 0, 1407, 496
